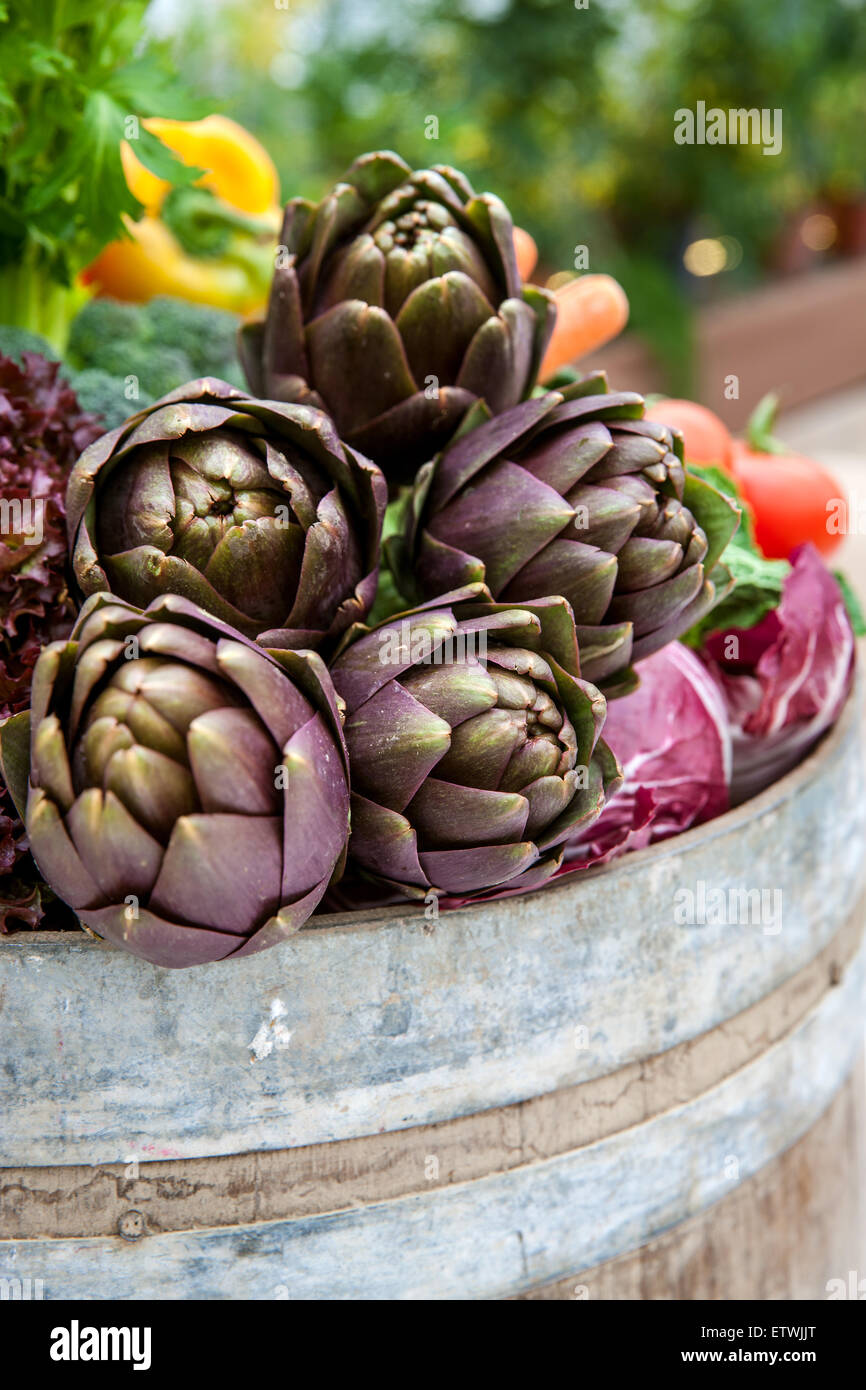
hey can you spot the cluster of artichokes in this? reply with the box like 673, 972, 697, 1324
0, 150, 738, 967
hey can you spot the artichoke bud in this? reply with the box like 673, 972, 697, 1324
239, 151, 556, 486
67, 378, 387, 654
397, 376, 740, 693
22, 592, 351, 967
330, 589, 621, 901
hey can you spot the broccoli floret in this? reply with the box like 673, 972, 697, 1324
0, 325, 57, 363
113, 343, 194, 400
144, 296, 244, 384
64, 295, 243, 406
65, 368, 154, 430
67, 298, 152, 373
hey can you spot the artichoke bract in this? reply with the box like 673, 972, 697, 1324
330, 585, 621, 900
13, 592, 350, 967
67, 378, 387, 651
239, 150, 555, 484
394, 374, 739, 695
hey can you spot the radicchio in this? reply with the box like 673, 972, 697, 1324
701, 544, 855, 804
563, 641, 731, 871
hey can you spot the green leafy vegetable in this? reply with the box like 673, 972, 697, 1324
685, 463, 866, 642
0, 0, 201, 347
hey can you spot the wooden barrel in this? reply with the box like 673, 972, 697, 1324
1, 690, 864, 1300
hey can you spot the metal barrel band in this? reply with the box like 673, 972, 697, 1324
1, 896, 863, 1245
0, 939, 863, 1299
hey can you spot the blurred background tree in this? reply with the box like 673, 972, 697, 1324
149, 0, 866, 388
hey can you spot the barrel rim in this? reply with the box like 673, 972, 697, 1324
5, 680, 860, 951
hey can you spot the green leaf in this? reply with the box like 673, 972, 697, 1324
132, 127, 204, 188
684, 547, 788, 646
682, 468, 741, 573
682, 464, 790, 646
690, 463, 759, 552
745, 392, 787, 455
833, 570, 866, 637
21, 90, 139, 227
105, 57, 204, 121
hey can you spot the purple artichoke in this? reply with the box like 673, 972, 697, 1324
330, 584, 621, 900
67, 378, 387, 651
1, 592, 349, 967
394, 374, 739, 695
239, 150, 555, 485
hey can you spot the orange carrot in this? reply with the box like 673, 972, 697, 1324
540, 274, 629, 379
513, 226, 538, 283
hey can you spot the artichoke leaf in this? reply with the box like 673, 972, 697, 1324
0, 710, 32, 819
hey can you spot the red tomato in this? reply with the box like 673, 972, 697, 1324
644, 399, 734, 471
728, 441, 844, 560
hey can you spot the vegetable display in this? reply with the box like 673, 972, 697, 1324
239, 151, 555, 484
647, 394, 845, 563
680, 464, 789, 646
0, 141, 859, 968
727, 395, 844, 562
0, 0, 201, 348
393, 374, 739, 695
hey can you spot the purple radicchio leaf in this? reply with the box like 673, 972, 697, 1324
700, 543, 855, 805
561, 640, 731, 869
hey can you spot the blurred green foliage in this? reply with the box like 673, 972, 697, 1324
161, 0, 866, 388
